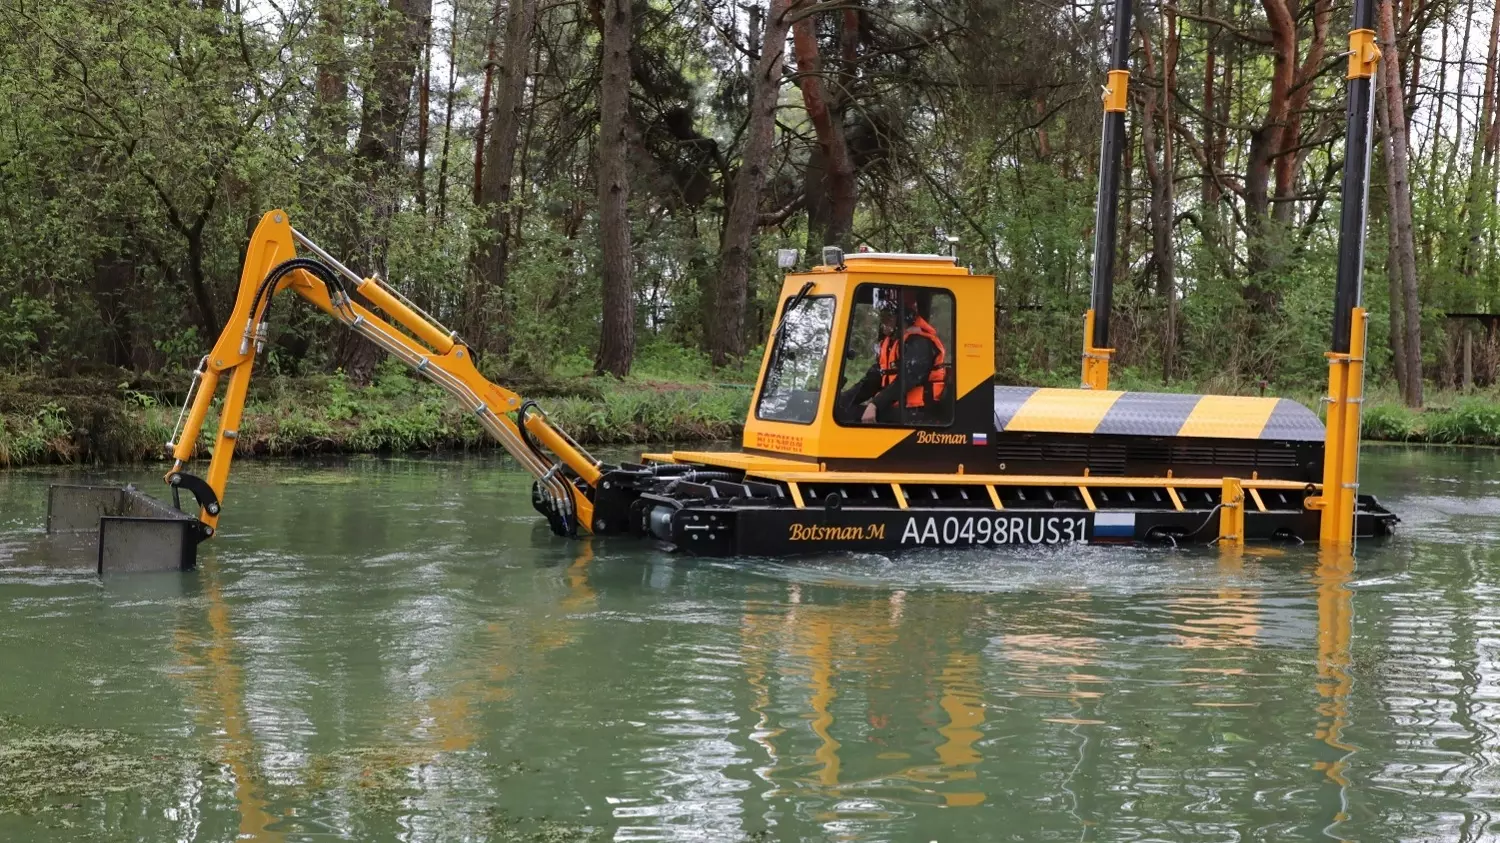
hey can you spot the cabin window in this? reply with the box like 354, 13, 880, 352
835, 284, 956, 427
755, 295, 836, 424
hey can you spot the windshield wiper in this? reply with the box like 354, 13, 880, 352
774, 281, 816, 343
763, 280, 816, 384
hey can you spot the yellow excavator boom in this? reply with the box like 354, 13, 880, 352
163, 210, 599, 537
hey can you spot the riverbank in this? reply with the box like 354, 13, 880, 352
0, 368, 751, 468
1, 369, 1497, 467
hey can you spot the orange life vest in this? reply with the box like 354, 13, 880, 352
878, 316, 947, 408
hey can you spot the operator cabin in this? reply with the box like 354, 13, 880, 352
746, 247, 1328, 483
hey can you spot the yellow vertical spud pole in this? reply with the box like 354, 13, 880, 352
1319, 11, 1381, 547
1080, 309, 1113, 391
1219, 477, 1245, 547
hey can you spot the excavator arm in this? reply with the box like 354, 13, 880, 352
163, 210, 600, 538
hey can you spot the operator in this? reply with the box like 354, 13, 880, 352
841, 291, 947, 424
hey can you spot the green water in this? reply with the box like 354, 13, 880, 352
0, 447, 1493, 841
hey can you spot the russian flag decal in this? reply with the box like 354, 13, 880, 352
972, 432, 988, 445
1093, 512, 1136, 539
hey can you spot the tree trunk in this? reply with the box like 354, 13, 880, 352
91, 247, 137, 369
1378, 0, 1423, 407
1152, 9, 1178, 381
309, 0, 352, 268
1251, 0, 1294, 233
311, 0, 349, 168
473, 0, 502, 207
1215, 39, 1231, 232
354, 0, 431, 276
1386, 244, 1411, 394
1201, 0, 1218, 211
341, 0, 429, 382
1245, 0, 1328, 272
793, 6, 857, 250
711, 0, 801, 367
1035, 96, 1051, 158
593, 0, 635, 376
435, 0, 459, 226
1463, 0, 1500, 276
1422, 12, 1448, 267
1375, 104, 1410, 395
470, 0, 539, 353
1275, 0, 1330, 224
415, 8, 432, 213
186, 227, 217, 339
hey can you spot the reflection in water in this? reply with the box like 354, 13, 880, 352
928, 652, 986, 807
1314, 549, 1355, 840
742, 602, 783, 794
539, 542, 597, 651
1169, 551, 1264, 652
12, 450, 1500, 840
172, 562, 280, 842
745, 588, 989, 834
797, 609, 841, 789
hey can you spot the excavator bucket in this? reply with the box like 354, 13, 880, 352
46, 485, 208, 574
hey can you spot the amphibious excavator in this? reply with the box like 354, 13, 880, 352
50, 0, 1395, 569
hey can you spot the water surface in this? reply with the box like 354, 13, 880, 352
0, 446, 1493, 841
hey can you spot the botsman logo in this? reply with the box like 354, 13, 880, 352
915, 431, 968, 445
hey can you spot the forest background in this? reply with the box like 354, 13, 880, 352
1, 0, 1499, 462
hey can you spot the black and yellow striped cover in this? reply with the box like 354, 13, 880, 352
993, 387, 1324, 441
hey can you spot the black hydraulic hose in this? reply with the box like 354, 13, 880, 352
648, 464, 695, 476
681, 471, 739, 482
250, 258, 346, 340
238, 257, 348, 354
516, 400, 556, 471
249, 258, 315, 320
662, 471, 741, 494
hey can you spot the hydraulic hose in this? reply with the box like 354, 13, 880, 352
516, 400, 556, 470
245, 258, 347, 351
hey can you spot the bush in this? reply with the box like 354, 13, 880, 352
1361, 403, 1420, 441
1424, 399, 1500, 445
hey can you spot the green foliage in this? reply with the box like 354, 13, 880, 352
619, 339, 760, 384
1361, 403, 1420, 441
153, 327, 203, 370
0, 295, 57, 368
0, 365, 749, 466
546, 382, 749, 443
327, 370, 359, 422
0, 403, 71, 467
1423, 399, 1500, 445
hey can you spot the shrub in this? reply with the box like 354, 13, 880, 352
1424, 399, 1500, 445
1361, 403, 1419, 441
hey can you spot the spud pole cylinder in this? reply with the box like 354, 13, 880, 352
1088, 0, 1133, 355
1332, 0, 1377, 353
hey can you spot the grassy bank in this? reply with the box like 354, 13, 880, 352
0, 363, 752, 468
3, 363, 1499, 468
